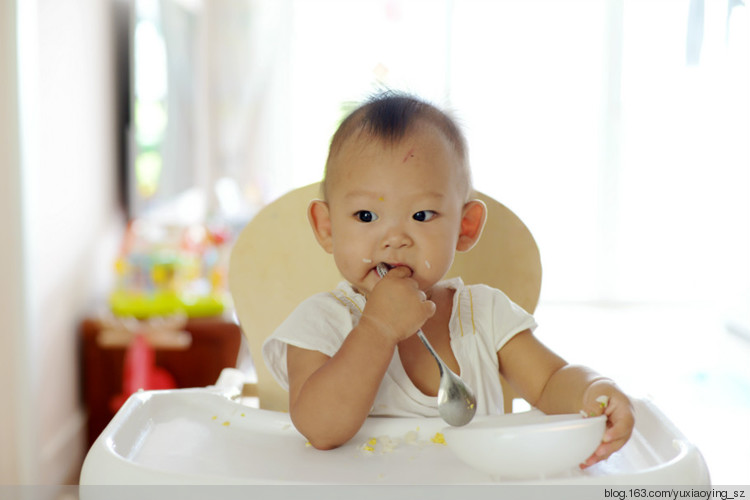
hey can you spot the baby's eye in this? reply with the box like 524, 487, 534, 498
354, 210, 378, 223
413, 210, 437, 222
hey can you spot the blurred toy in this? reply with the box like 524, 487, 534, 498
109, 219, 233, 318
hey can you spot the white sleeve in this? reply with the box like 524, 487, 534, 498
261, 292, 355, 390
485, 285, 538, 352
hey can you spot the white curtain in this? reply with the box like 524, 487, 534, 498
195, 0, 748, 306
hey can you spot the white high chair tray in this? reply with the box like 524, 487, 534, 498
80, 389, 709, 485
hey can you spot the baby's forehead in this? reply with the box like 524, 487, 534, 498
325, 129, 471, 201
338, 121, 460, 163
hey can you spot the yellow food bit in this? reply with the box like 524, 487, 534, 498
431, 432, 446, 445
211, 416, 217, 420
305, 441, 312, 447
222, 421, 230, 426
360, 437, 378, 452
596, 395, 610, 408
240, 413, 245, 417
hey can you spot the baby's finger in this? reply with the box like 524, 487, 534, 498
422, 299, 437, 319
581, 400, 634, 469
602, 400, 634, 445
384, 265, 413, 279
580, 430, 631, 468
580, 440, 618, 468
579, 394, 608, 418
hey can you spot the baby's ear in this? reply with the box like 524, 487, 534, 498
308, 200, 334, 254
456, 199, 487, 252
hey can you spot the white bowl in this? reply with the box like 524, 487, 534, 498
442, 411, 606, 479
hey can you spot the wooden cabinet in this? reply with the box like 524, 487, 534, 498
80, 316, 242, 446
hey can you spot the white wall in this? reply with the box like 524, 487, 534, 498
1, 0, 124, 484
1, 0, 28, 484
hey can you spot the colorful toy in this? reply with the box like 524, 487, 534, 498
109, 220, 233, 318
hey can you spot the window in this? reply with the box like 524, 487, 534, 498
131, 0, 749, 306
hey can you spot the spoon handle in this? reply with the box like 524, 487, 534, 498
416, 330, 447, 376
375, 262, 451, 376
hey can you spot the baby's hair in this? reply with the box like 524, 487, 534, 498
322, 90, 471, 199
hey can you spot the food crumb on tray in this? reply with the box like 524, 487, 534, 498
430, 432, 446, 445
358, 428, 447, 454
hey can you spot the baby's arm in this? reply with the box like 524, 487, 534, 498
498, 331, 634, 467
286, 320, 395, 450
287, 266, 435, 449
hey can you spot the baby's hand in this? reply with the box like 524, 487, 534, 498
361, 266, 435, 343
579, 380, 635, 469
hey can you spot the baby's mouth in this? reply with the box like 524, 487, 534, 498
375, 262, 413, 278
375, 262, 392, 278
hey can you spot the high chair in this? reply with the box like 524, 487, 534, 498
228, 182, 542, 413
79, 183, 710, 485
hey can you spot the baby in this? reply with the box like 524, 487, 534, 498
262, 91, 634, 467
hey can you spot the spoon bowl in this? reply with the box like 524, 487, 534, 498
437, 364, 477, 426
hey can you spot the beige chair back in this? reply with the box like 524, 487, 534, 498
229, 182, 541, 412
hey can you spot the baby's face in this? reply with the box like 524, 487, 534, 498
323, 122, 469, 295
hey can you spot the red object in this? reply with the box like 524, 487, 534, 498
81, 317, 242, 446
109, 334, 177, 412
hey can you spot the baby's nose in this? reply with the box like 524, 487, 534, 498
381, 225, 412, 249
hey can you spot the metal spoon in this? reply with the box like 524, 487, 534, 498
376, 263, 477, 426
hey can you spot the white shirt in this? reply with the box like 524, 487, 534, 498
262, 277, 537, 417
